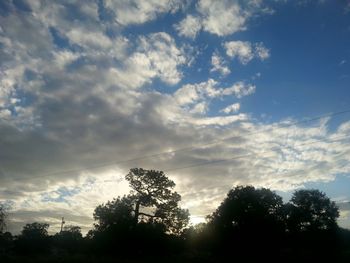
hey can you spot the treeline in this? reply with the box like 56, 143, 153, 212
1, 168, 350, 262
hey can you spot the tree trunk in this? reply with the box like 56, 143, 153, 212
134, 200, 140, 226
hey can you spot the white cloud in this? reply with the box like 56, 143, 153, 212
174, 79, 255, 108
111, 53, 157, 89
174, 84, 201, 106
197, 0, 247, 36
189, 102, 209, 115
224, 41, 270, 64
220, 103, 241, 114
174, 15, 202, 39
255, 42, 270, 60
171, 80, 254, 127
221, 82, 256, 98
174, 79, 218, 106
210, 52, 231, 76
137, 32, 187, 85
105, 0, 184, 25
175, 0, 274, 38
224, 41, 254, 64
66, 28, 113, 50
53, 50, 80, 69
108, 32, 188, 89
6, 169, 130, 234
187, 113, 248, 126
0, 109, 11, 119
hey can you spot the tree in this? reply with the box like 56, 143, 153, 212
62, 225, 82, 237
91, 169, 189, 255
207, 186, 285, 258
53, 225, 83, 253
21, 222, 50, 238
91, 168, 189, 254
93, 195, 135, 232
125, 168, 189, 235
208, 185, 284, 231
0, 204, 7, 233
286, 189, 339, 232
16, 222, 50, 254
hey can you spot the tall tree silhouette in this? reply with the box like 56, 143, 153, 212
125, 168, 189, 235
91, 168, 189, 255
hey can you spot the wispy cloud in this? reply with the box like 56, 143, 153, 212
174, 15, 202, 39
220, 103, 241, 114
104, 0, 185, 26
224, 41, 270, 64
175, 0, 274, 38
210, 51, 231, 76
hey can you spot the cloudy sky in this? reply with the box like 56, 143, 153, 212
1, 0, 350, 234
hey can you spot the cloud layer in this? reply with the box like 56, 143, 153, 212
0, 0, 349, 234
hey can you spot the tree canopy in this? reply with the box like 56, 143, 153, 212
286, 189, 339, 232
53, 225, 83, 253
208, 185, 284, 231
1, 179, 349, 262
16, 222, 50, 254
21, 222, 50, 239
93, 195, 135, 232
93, 168, 189, 236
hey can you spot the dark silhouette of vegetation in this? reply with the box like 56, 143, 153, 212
281, 189, 342, 262
125, 168, 190, 234
15, 222, 50, 254
204, 186, 285, 260
52, 225, 83, 254
87, 168, 189, 256
1, 168, 350, 262
0, 204, 7, 233
285, 189, 339, 232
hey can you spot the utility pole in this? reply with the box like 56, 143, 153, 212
60, 217, 65, 233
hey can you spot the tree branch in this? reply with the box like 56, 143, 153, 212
138, 212, 162, 218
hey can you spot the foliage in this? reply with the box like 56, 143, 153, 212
16, 222, 51, 254
0, 204, 7, 233
90, 168, 189, 255
125, 168, 190, 235
285, 189, 339, 232
93, 196, 135, 232
1, 177, 349, 262
205, 185, 286, 258
53, 225, 83, 253
21, 222, 50, 238
208, 185, 284, 231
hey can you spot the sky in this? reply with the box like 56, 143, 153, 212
0, 0, 350, 234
